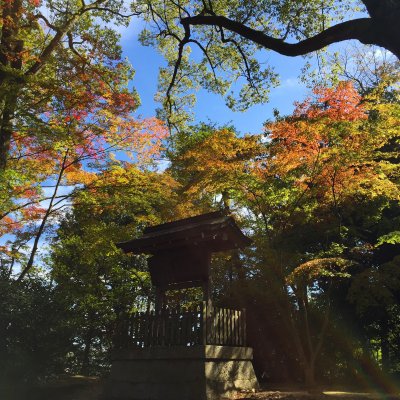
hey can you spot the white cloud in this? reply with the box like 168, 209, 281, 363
278, 77, 305, 89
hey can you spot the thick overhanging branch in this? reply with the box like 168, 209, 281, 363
180, 15, 380, 57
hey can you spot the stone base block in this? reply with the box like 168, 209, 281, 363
104, 345, 259, 400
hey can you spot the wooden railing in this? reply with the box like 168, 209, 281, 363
128, 302, 246, 347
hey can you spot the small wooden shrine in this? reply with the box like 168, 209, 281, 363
106, 211, 259, 400
117, 211, 251, 307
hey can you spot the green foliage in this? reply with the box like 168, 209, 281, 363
164, 77, 400, 385
0, 277, 74, 389
1, 15, 399, 388
47, 166, 184, 374
131, 0, 398, 127
287, 257, 352, 286
377, 231, 400, 246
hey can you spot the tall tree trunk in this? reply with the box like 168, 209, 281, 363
0, 0, 23, 170
0, 0, 85, 170
380, 315, 390, 374
81, 327, 94, 376
304, 362, 316, 390
0, 92, 19, 170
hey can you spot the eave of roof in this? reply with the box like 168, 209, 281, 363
116, 211, 251, 254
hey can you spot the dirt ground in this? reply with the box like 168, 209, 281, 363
233, 390, 400, 400
28, 376, 400, 400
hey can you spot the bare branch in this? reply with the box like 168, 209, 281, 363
83, 6, 140, 18
17, 149, 70, 282
165, 25, 191, 117
35, 13, 59, 32
67, 32, 88, 62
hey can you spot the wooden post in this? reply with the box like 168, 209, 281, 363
228, 309, 232, 346
155, 286, 163, 312
241, 308, 247, 346
202, 280, 211, 302
202, 301, 207, 345
222, 308, 225, 345
235, 310, 239, 346
197, 304, 202, 345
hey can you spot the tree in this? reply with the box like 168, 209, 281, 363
285, 258, 352, 388
49, 165, 185, 374
0, 78, 167, 384
168, 124, 263, 209
179, 1, 400, 57
0, 274, 74, 397
327, 45, 400, 96
0, 0, 135, 169
166, 79, 399, 387
0, 49, 167, 282
349, 253, 400, 383
134, 0, 400, 125
262, 80, 399, 385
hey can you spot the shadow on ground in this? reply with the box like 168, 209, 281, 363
3, 376, 399, 400
233, 388, 400, 400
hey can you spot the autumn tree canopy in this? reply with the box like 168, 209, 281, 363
0, 0, 167, 281
0, 0, 135, 169
2, 0, 398, 167
1, 0, 399, 393
134, 0, 400, 125
164, 78, 399, 387
1, 68, 399, 391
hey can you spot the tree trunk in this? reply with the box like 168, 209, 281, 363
277, 293, 315, 388
380, 316, 390, 374
0, 0, 23, 170
304, 362, 316, 390
0, 87, 20, 170
81, 328, 93, 376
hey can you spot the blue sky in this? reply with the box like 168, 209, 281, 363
115, 6, 372, 136
117, 20, 311, 136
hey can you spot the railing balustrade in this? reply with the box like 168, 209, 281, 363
128, 302, 246, 347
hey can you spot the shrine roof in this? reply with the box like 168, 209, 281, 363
116, 211, 251, 254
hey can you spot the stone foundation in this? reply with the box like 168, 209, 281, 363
104, 345, 259, 400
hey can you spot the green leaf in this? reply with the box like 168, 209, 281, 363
376, 231, 400, 246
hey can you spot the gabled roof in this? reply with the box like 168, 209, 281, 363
116, 211, 251, 254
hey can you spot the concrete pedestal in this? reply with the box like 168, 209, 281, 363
104, 345, 259, 400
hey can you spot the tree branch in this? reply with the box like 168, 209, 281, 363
181, 15, 376, 57
16, 150, 69, 282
